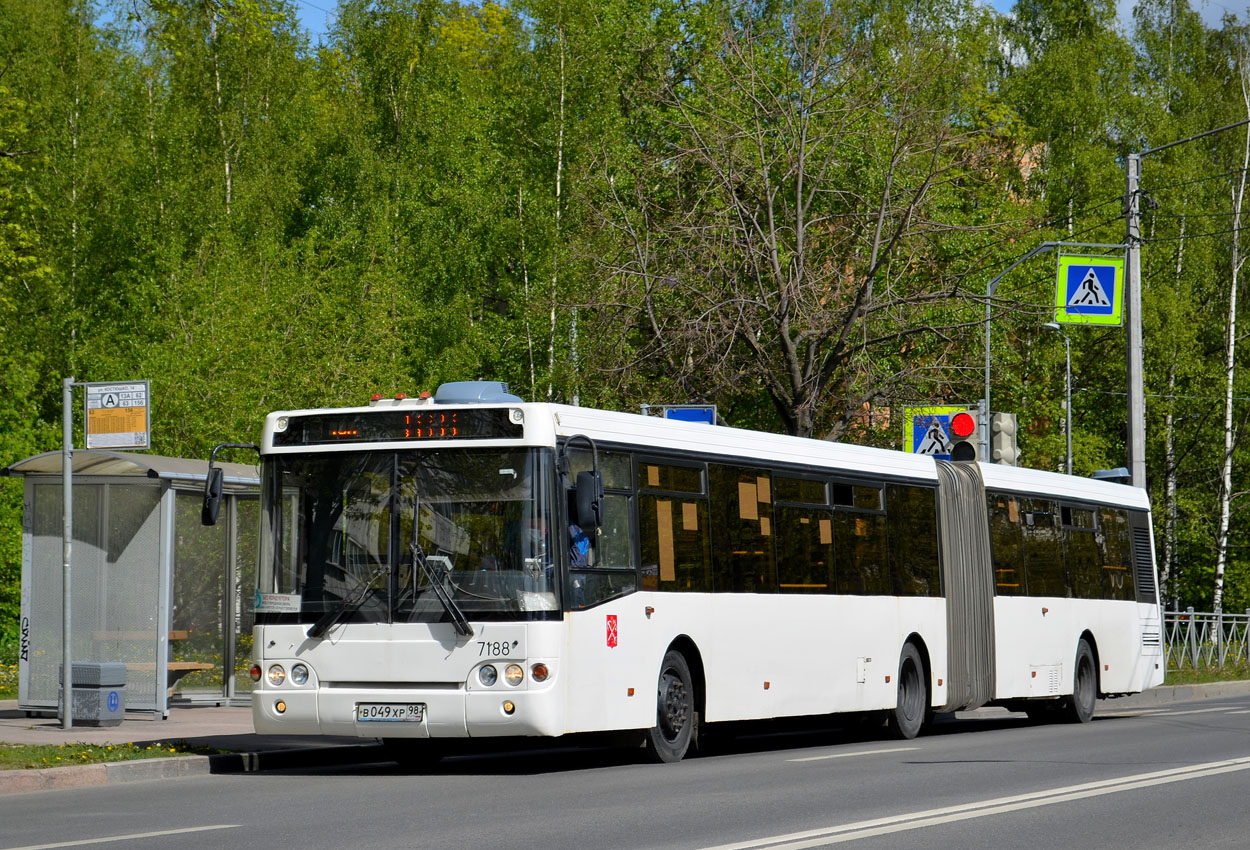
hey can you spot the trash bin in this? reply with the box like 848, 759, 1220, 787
58, 662, 127, 727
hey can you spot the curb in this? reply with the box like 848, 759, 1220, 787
0, 744, 392, 796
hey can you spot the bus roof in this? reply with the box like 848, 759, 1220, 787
262, 399, 1149, 510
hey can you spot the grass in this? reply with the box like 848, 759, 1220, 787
1163, 661, 1250, 686
0, 740, 223, 771
0, 662, 16, 700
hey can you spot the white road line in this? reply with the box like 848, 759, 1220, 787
3, 825, 241, 850
788, 747, 919, 763
1224, 709, 1250, 715
697, 756, 1250, 850
1152, 707, 1236, 717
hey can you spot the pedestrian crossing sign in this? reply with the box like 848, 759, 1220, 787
904, 406, 966, 459
1054, 254, 1124, 326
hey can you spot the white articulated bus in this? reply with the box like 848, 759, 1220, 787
208, 381, 1163, 763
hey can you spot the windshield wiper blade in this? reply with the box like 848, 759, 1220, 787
307, 562, 389, 639
412, 543, 475, 637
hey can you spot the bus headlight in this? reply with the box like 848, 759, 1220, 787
531, 663, 550, 682
479, 665, 498, 686
290, 663, 309, 686
249, 664, 262, 683
267, 665, 286, 686
504, 664, 524, 686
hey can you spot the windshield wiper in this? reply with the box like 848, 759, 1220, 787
306, 561, 389, 639
411, 541, 475, 637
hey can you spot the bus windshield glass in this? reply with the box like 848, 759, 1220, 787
259, 447, 559, 624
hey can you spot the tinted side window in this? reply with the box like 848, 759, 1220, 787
1098, 507, 1134, 601
987, 493, 1026, 596
709, 465, 776, 593
833, 512, 889, 594
1064, 506, 1101, 599
886, 485, 940, 596
638, 461, 710, 592
775, 505, 835, 593
1022, 499, 1069, 597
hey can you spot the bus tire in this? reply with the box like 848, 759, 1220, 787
645, 650, 695, 763
887, 643, 928, 740
1063, 639, 1097, 724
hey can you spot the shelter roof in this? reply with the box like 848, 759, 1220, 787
4, 450, 259, 487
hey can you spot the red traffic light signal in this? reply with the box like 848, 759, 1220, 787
950, 411, 977, 440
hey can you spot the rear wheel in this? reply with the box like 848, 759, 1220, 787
1063, 639, 1098, 723
645, 650, 695, 763
887, 643, 928, 740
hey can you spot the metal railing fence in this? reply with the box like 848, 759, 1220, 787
1164, 608, 1250, 671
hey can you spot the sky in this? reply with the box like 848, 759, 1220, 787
286, 0, 1243, 45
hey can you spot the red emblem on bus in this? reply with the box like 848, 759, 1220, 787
606, 614, 619, 648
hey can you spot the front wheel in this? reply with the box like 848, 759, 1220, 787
645, 650, 695, 763
887, 643, 929, 740
1063, 639, 1098, 723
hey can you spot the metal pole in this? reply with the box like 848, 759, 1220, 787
1064, 334, 1072, 476
1125, 153, 1146, 489
61, 377, 74, 730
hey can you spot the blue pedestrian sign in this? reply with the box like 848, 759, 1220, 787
903, 406, 965, 460
1054, 254, 1124, 326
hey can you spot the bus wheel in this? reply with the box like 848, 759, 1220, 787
887, 643, 928, 740
1063, 639, 1097, 724
645, 650, 695, 763
385, 738, 445, 771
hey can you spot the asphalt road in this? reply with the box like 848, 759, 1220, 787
5, 697, 1250, 850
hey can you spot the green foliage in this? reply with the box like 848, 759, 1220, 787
1, 0, 1250, 631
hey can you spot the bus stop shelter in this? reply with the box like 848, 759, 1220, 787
6, 451, 260, 717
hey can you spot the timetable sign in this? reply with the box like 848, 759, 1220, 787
85, 381, 150, 449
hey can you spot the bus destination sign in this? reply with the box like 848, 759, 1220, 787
274, 408, 523, 446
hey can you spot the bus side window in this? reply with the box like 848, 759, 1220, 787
987, 493, 1026, 595
1063, 506, 1100, 599
708, 465, 776, 593
833, 512, 888, 595
637, 460, 710, 592
775, 475, 833, 594
1022, 499, 1069, 597
1098, 507, 1134, 601
886, 485, 940, 597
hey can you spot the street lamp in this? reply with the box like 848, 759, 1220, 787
1042, 322, 1072, 475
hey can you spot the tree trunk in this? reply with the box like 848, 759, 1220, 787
1214, 62, 1250, 614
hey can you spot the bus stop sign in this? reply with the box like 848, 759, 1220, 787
84, 381, 150, 450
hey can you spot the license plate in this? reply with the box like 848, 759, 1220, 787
355, 702, 425, 722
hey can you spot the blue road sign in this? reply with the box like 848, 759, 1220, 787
1055, 254, 1124, 326
904, 406, 964, 460
664, 406, 717, 424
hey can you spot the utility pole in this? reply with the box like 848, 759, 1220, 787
1126, 118, 1250, 491
1125, 154, 1146, 489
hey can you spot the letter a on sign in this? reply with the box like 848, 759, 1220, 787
606, 614, 619, 648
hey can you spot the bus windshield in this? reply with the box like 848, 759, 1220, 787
259, 447, 559, 624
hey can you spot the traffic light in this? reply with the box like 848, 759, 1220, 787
950, 410, 980, 462
990, 412, 1019, 466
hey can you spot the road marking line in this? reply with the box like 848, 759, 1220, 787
788, 747, 919, 763
1225, 709, 1250, 715
697, 756, 1250, 850
2, 824, 241, 850
1152, 707, 1234, 717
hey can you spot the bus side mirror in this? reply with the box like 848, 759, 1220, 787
575, 470, 603, 530
202, 466, 224, 526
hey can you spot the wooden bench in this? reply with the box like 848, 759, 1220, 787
92, 631, 215, 688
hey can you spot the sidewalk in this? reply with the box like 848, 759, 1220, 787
4, 680, 1250, 795
0, 699, 388, 794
